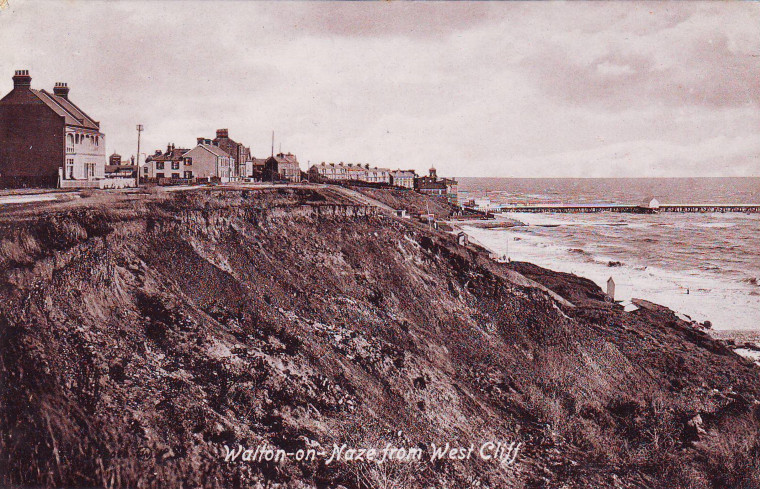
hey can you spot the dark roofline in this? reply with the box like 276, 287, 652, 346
33, 89, 100, 130
56, 92, 100, 128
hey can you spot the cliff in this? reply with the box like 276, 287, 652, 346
1, 187, 759, 489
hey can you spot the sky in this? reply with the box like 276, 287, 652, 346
0, 1, 758, 178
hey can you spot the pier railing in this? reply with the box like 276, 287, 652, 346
481, 204, 760, 214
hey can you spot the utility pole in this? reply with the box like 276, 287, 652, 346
136, 124, 144, 185
271, 131, 274, 157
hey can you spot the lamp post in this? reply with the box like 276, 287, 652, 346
136, 124, 144, 185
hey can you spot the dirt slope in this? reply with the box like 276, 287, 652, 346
1, 188, 759, 489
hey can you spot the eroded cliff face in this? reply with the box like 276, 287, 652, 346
1, 188, 759, 489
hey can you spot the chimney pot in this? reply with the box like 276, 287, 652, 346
12, 69, 32, 89
54, 81, 70, 99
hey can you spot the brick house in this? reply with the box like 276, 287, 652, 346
0, 70, 106, 188
415, 167, 458, 202
182, 138, 235, 182
265, 152, 301, 182
212, 129, 251, 180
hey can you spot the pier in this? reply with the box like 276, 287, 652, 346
481, 204, 760, 214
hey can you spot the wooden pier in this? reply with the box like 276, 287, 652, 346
485, 204, 760, 214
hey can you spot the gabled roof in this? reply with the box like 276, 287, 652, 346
270, 153, 298, 164
147, 148, 190, 162
198, 144, 233, 159
31, 89, 100, 130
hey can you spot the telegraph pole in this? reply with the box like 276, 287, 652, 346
136, 124, 144, 185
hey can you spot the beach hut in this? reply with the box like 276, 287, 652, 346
637, 197, 660, 213
607, 277, 616, 301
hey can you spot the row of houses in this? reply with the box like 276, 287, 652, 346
0, 70, 455, 198
0, 70, 303, 187
142, 131, 301, 184
308, 163, 458, 202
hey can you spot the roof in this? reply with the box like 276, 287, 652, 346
271, 153, 298, 164
147, 148, 190, 162
31, 89, 100, 130
417, 181, 447, 190
198, 144, 233, 159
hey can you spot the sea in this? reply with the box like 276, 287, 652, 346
457, 177, 760, 334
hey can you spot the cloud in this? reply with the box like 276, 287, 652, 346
0, 1, 758, 177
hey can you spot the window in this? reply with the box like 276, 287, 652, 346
184, 171, 193, 179
156, 161, 165, 170
66, 158, 74, 179
184, 157, 193, 166
95, 136, 99, 146
85, 163, 96, 178
172, 173, 180, 179
156, 173, 165, 179
66, 134, 74, 154
171, 161, 180, 170
75, 134, 80, 144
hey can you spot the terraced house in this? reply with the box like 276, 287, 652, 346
144, 144, 190, 180
0, 70, 106, 188
265, 152, 301, 182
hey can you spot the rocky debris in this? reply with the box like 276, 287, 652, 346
0, 188, 759, 488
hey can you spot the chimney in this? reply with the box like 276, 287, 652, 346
12, 70, 32, 89
167, 143, 172, 154
54, 82, 70, 99
216, 128, 228, 139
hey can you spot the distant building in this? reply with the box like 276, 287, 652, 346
250, 157, 267, 180
105, 153, 136, 178
308, 162, 391, 185
144, 144, 191, 180
440, 177, 459, 204
344, 163, 368, 182
309, 162, 349, 181
0, 70, 106, 187
366, 165, 391, 184
469, 198, 493, 211
415, 167, 458, 203
213, 129, 251, 180
109, 153, 122, 166
390, 169, 416, 189
182, 138, 235, 182
265, 152, 301, 182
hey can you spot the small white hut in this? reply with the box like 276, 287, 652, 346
639, 197, 660, 210
607, 277, 616, 301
